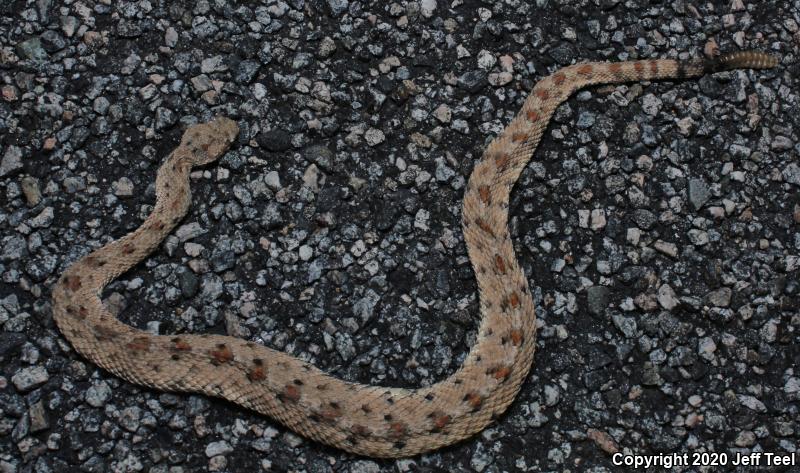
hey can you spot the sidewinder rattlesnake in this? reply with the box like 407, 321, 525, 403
52, 50, 778, 457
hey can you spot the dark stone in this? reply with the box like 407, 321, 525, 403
377, 75, 395, 94
548, 42, 578, 66
668, 346, 696, 367
257, 129, 292, 152
260, 202, 284, 230
375, 201, 400, 231
327, 0, 348, 17
457, 70, 487, 94
117, 20, 143, 37
24, 255, 58, 281
388, 267, 415, 294
69, 126, 90, 149
586, 285, 610, 316
234, 60, 261, 84
316, 187, 340, 213
631, 209, 657, 230
619, 266, 647, 284
211, 247, 235, 273
179, 270, 198, 298
688, 178, 710, 210
698, 75, 722, 97
641, 362, 663, 385
155, 107, 177, 130
16, 38, 48, 62
303, 144, 334, 170
40, 30, 66, 52
0, 333, 26, 358
583, 370, 608, 390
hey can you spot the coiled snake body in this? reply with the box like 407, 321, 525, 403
53, 51, 777, 457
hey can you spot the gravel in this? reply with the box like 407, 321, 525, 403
10, 366, 48, 392
0, 146, 23, 178
1, 1, 797, 472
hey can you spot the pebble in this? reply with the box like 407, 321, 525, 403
641, 362, 663, 385
165, 27, 178, 47
327, 0, 348, 17
785, 377, 800, 394
234, 60, 260, 84
626, 228, 641, 245
175, 222, 206, 242
641, 93, 662, 116
298, 245, 313, 261
334, 333, 356, 361
705, 287, 732, 307
586, 286, 609, 315
783, 163, 800, 186
414, 209, 430, 231
28, 399, 49, 433
654, 240, 678, 258
264, 171, 282, 191
364, 128, 385, 146
119, 406, 141, 432
28, 207, 53, 228
657, 284, 678, 310
112, 177, 134, 197
257, 129, 292, 152
303, 144, 334, 170
631, 209, 656, 229
476, 50, 496, 70
687, 229, 709, 246
772, 135, 794, 151
2, 236, 27, 261
21, 176, 42, 207
204, 440, 233, 458
0, 146, 23, 177
590, 209, 606, 230
138, 83, 158, 101
587, 429, 619, 454
210, 240, 235, 272
432, 104, 451, 123
353, 289, 379, 325
420, 0, 437, 17
734, 431, 756, 447
488, 72, 512, 86
155, 107, 177, 130
698, 337, 717, 360
738, 395, 767, 413
40, 30, 66, 52
200, 56, 227, 73
688, 178, 710, 210
61, 16, 79, 37
11, 366, 49, 392
457, 70, 487, 93
612, 313, 637, 338
85, 381, 112, 407
318, 36, 336, 58
576, 111, 596, 129
16, 37, 47, 61
200, 274, 223, 301
179, 270, 199, 297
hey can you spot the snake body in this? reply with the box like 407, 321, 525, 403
52, 51, 777, 457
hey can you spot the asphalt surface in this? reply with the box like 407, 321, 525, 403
1, 0, 798, 472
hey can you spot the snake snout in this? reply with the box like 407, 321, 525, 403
211, 116, 240, 144
180, 117, 240, 166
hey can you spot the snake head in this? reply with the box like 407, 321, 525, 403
180, 116, 240, 167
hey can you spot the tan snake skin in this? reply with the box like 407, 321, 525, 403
52, 50, 777, 458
